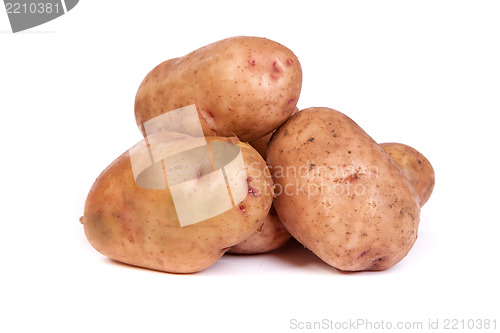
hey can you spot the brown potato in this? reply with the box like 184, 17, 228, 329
228, 206, 290, 254
135, 36, 302, 142
380, 142, 435, 206
248, 130, 273, 160
267, 107, 420, 271
82, 133, 273, 273
249, 107, 300, 160
228, 108, 300, 254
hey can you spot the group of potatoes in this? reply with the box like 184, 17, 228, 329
82, 36, 435, 273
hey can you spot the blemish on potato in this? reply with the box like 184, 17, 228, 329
272, 61, 281, 73
358, 249, 371, 258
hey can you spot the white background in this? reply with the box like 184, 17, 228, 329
1, 1, 499, 332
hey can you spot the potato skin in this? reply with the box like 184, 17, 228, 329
135, 36, 302, 142
227, 109, 300, 254
249, 107, 299, 160
228, 206, 290, 254
82, 136, 273, 273
267, 107, 420, 271
380, 142, 435, 206
249, 130, 273, 160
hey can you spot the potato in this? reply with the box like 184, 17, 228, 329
249, 107, 300, 160
267, 107, 420, 271
380, 142, 435, 206
228, 206, 290, 254
134, 36, 302, 142
136, 94, 297, 259
228, 108, 300, 254
249, 129, 273, 160
82, 133, 273, 273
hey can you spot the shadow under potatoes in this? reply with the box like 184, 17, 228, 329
225, 237, 339, 274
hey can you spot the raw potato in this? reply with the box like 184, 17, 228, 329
228, 108, 300, 254
228, 108, 299, 254
380, 142, 435, 206
249, 107, 300, 160
249, 129, 274, 160
135, 36, 302, 142
229, 206, 290, 254
82, 133, 273, 273
267, 107, 420, 271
